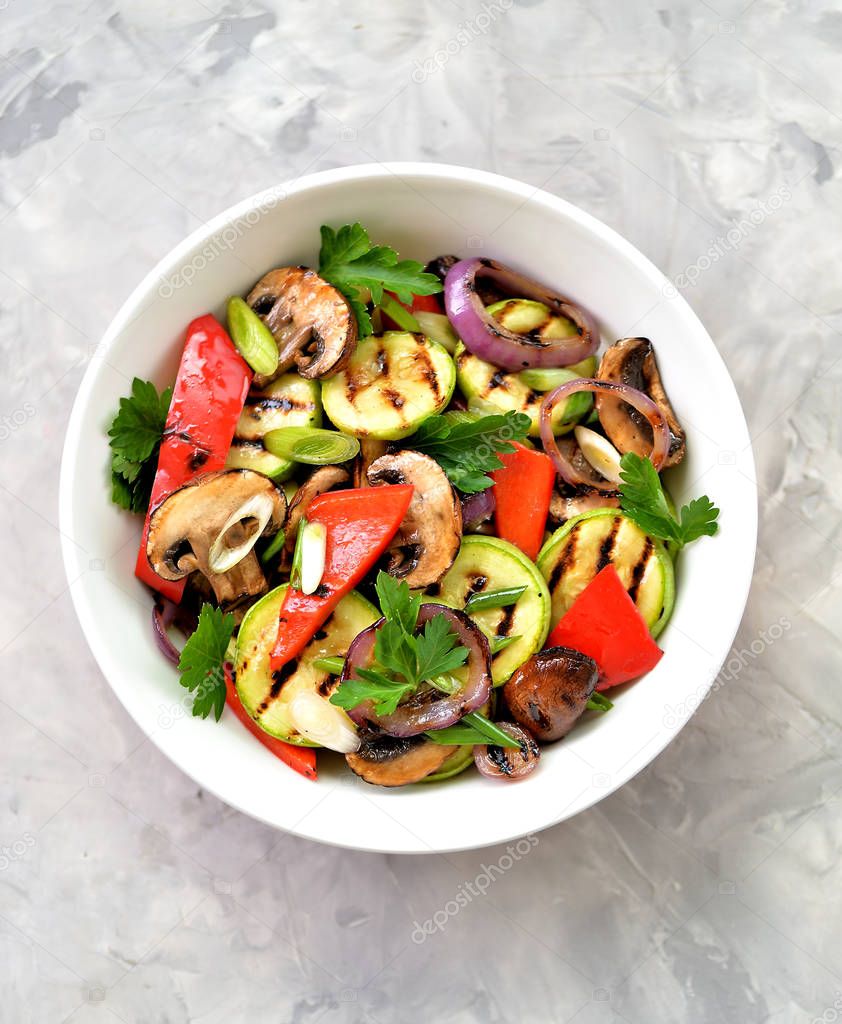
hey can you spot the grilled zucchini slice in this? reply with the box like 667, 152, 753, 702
422, 535, 550, 686
225, 374, 321, 480
537, 509, 675, 638
455, 299, 596, 436
322, 331, 455, 440
235, 585, 378, 744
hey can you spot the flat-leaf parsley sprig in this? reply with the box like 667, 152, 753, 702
330, 571, 468, 716
107, 377, 172, 513
619, 452, 720, 550
177, 604, 236, 721
410, 410, 531, 493
318, 223, 442, 339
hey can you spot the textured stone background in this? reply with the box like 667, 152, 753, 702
1, 1, 841, 1021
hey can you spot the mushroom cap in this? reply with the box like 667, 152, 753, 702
146, 469, 286, 588
367, 450, 462, 588
281, 465, 351, 565
247, 266, 357, 381
595, 337, 686, 467
345, 730, 457, 786
502, 646, 598, 742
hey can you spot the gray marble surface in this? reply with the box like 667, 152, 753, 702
1, 0, 841, 1021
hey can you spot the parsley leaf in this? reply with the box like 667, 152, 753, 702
410, 411, 531, 493
330, 571, 470, 714
318, 223, 442, 339
619, 452, 720, 550
107, 377, 172, 514
177, 604, 235, 721
415, 615, 469, 682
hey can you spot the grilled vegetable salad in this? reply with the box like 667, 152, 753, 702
109, 223, 720, 787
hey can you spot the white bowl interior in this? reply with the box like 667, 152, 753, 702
60, 164, 756, 853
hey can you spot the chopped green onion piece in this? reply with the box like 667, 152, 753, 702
466, 712, 521, 748
425, 724, 488, 745
489, 634, 521, 655
313, 656, 345, 675
260, 529, 286, 565
430, 674, 461, 695
226, 296, 280, 376
264, 427, 360, 465
415, 310, 459, 353
586, 692, 614, 713
379, 294, 421, 333
464, 586, 527, 615
290, 517, 306, 591
295, 520, 327, 595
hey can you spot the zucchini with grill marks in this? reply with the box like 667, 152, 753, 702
225, 374, 321, 480
455, 299, 596, 437
537, 508, 675, 638
322, 331, 455, 440
235, 584, 378, 744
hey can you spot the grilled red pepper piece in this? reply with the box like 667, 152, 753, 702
546, 565, 663, 690
270, 486, 413, 671
224, 665, 317, 780
135, 315, 252, 601
491, 442, 555, 561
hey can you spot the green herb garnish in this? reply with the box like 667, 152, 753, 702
425, 712, 520, 749
330, 572, 469, 716
318, 223, 442, 338
464, 586, 526, 615
586, 692, 614, 713
410, 410, 531, 493
313, 656, 345, 675
619, 452, 720, 550
177, 603, 235, 721
107, 377, 172, 513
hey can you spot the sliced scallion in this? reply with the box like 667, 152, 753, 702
464, 586, 526, 615
226, 296, 280, 377
259, 529, 285, 565
586, 692, 614, 713
264, 427, 360, 466
489, 634, 521, 655
313, 656, 346, 675
379, 294, 421, 333
425, 712, 520, 748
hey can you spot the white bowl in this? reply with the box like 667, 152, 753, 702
60, 163, 757, 854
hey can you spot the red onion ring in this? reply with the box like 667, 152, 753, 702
444, 258, 599, 371
540, 379, 670, 493
153, 599, 182, 666
461, 487, 496, 531
342, 604, 492, 737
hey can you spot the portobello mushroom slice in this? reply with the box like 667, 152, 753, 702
146, 470, 286, 608
367, 450, 462, 588
548, 482, 620, 530
503, 646, 598, 742
596, 337, 686, 467
346, 730, 457, 787
247, 266, 357, 382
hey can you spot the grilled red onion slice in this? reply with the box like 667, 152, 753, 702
461, 487, 496, 531
342, 604, 492, 737
473, 722, 540, 780
444, 258, 599, 371
153, 599, 181, 666
540, 379, 670, 493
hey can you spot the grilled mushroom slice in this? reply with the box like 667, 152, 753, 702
596, 337, 686, 467
353, 439, 388, 488
246, 266, 357, 381
367, 450, 462, 588
146, 470, 286, 607
346, 729, 457, 787
503, 646, 599, 742
548, 482, 620, 530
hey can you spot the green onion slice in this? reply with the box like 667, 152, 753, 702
226, 296, 280, 377
313, 656, 345, 675
425, 712, 520, 748
264, 427, 360, 465
379, 294, 421, 333
464, 586, 527, 615
586, 692, 614, 713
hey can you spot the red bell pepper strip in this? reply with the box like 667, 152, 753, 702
270, 485, 413, 671
224, 665, 317, 780
491, 442, 556, 562
546, 565, 663, 690
135, 315, 252, 601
